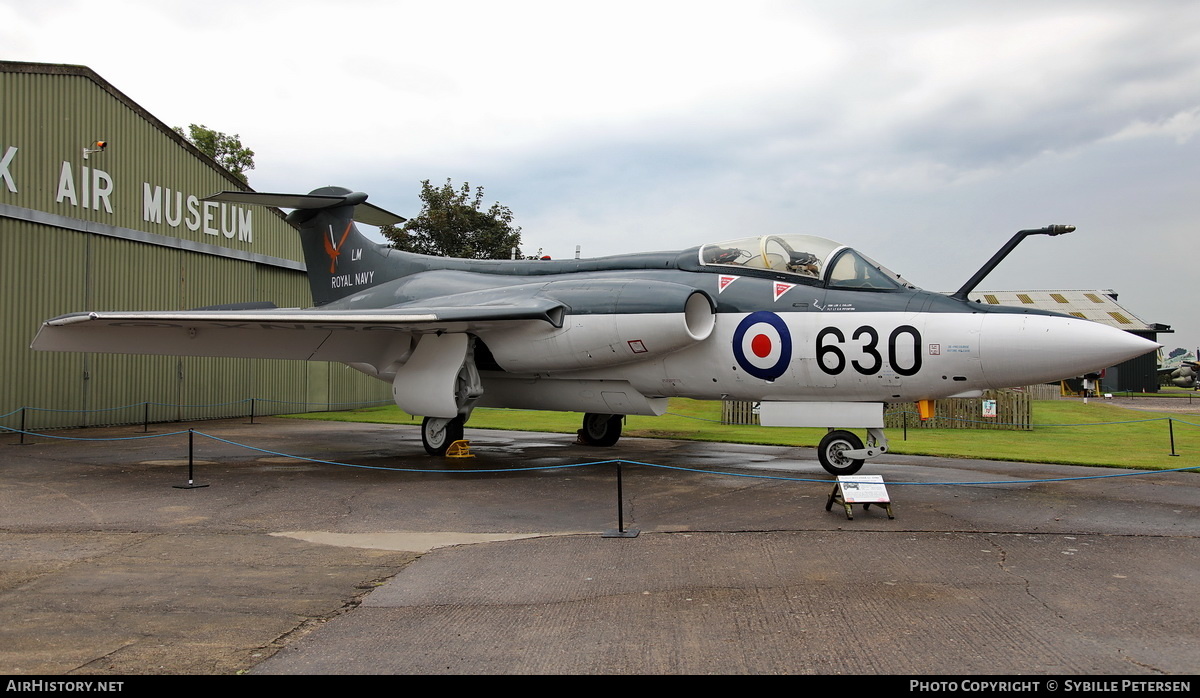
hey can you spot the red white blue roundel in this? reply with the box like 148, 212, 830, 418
733, 311, 792, 380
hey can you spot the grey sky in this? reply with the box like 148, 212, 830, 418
3, 0, 1196, 352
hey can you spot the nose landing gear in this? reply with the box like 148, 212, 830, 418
816, 427, 888, 476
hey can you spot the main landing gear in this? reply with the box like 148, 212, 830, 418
414, 335, 482, 456
422, 416, 465, 456
422, 412, 625, 455
577, 413, 623, 447
816, 427, 889, 476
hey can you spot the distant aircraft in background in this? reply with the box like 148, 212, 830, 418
33, 187, 1159, 474
1162, 360, 1199, 389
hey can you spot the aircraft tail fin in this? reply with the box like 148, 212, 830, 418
206, 187, 410, 306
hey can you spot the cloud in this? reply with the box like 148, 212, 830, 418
1104, 107, 1200, 144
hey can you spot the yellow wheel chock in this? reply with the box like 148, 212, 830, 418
445, 440, 474, 458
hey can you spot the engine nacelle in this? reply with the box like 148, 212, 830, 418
483, 285, 714, 373
1170, 364, 1197, 388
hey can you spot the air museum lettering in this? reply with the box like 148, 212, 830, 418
56, 161, 114, 212
0, 144, 253, 245
142, 183, 252, 242
1, 145, 17, 193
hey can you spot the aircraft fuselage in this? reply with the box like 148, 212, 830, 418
319, 253, 1152, 408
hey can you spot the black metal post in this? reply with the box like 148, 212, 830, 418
903, 411, 908, 441
173, 428, 209, 489
1169, 419, 1179, 457
617, 461, 625, 530
143, 402, 150, 433
19, 407, 26, 445
249, 398, 256, 425
602, 461, 639, 538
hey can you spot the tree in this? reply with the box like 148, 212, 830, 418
174, 124, 255, 183
1169, 347, 1188, 359
382, 179, 521, 259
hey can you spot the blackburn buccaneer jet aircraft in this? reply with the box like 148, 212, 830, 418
32, 187, 1159, 474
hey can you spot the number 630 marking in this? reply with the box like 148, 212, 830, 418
816, 325, 922, 376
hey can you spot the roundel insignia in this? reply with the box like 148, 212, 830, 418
732, 311, 792, 380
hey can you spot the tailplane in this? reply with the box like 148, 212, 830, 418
206, 187, 408, 306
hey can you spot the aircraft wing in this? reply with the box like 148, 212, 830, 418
31, 301, 565, 370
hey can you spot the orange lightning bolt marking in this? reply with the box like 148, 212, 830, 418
323, 223, 353, 274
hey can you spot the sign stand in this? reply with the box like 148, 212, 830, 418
826, 475, 892, 520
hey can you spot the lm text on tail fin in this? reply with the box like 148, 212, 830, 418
205, 187, 407, 306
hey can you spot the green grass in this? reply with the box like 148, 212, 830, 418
282, 398, 1200, 471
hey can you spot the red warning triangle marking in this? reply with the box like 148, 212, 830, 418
773, 282, 795, 301
718, 275, 739, 293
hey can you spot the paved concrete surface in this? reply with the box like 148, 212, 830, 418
1, 417, 1197, 674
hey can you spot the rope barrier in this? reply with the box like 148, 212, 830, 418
5, 420, 1193, 486
193, 431, 604, 474
886, 407, 1189, 428
0, 425, 190, 441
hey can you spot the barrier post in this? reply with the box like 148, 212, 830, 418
602, 461, 639, 538
143, 402, 150, 433
18, 408, 26, 445
173, 428, 209, 489
1169, 419, 1179, 457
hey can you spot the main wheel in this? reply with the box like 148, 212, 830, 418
817, 430, 865, 476
422, 416, 464, 456
578, 413, 623, 447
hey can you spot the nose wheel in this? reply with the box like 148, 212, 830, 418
817, 430, 865, 476
815, 427, 889, 475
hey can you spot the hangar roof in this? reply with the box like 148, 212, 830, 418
0, 60, 253, 191
967, 290, 1170, 334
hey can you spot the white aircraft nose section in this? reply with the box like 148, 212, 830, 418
979, 314, 1160, 389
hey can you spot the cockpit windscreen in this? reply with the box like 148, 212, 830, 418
698, 234, 913, 290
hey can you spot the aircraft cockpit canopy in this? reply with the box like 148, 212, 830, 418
698, 234, 914, 290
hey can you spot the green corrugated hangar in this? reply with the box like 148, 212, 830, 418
0, 60, 390, 429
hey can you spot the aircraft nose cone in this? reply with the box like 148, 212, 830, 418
979, 314, 1160, 389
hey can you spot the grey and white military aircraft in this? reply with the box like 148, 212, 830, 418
32, 187, 1159, 474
